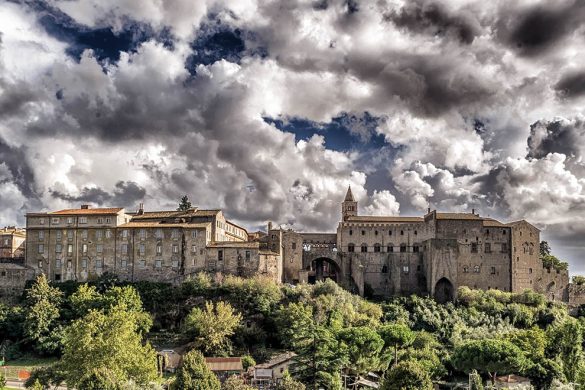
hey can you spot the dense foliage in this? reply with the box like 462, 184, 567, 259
3, 272, 585, 389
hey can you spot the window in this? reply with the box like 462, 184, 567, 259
55, 274, 61, 281
38, 231, 44, 240
55, 244, 62, 253
38, 244, 44, 254
96, 259, 103, 269
140, 229, 146, 239
67, 230, 73, 240
105, 217, 111, 224
491, 266, 496, 274
82, 244, 88, 254
400, 244, 407, 253
39, 218, 45, 225
67, 217, 74, 224
106, 229, 112, 238
413, 245, 419, 253
349, 229, 353, 236
402, 265, 409, 274
387, 245, 394, 253
122, 230, 128, 239
463, 266, 469, 273
245, 250, 251, 261
471, 243, 478, 253
121, 244, 128, 254
96, 244, 103, 253
172, 229, 179, 239
208, 261, 216, 271
474, 265, 480, 273
3, 238, 8, 246
155, 260, 162, 268
381, 265, 388, 273
485, 243, 491, 253
191, 230, 197, 238
400, 230, 404, 235
172, 244, 179, 254
502, 229, 506, 235
96, 230, 103, 240
97, 218, 103, 224
361, 230, 365, 236
414, 230, 418, 235
67, 244, 73, 255
361, 244, 367, 253
156, 229, 163, 239
56, 230, 62, 240
38, 260, 43, 268
139, 244, 146, 255
292, 242, 297, 250
374, 243, 381, 253
529, 244, 534, 255
52, 217, 60, 224
172, 260, 179, 268
67, 260, 72, 269
375, 230, 378, 236
348, 243, 355, 253
139, 259, 146, 268
501, 243, 508, 253
388, 230, 393, 236
486, 229, 490, 235
529, 268, 533, 274
80, 217, 87, 224
192, 245, 197, 253
55, 259, 61, 269
218, 250, 224, 261
82, 230, 88, 239
81, 259, 87, 269
121, 260, 127, 269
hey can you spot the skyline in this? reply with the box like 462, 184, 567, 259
1, 0, 584, 274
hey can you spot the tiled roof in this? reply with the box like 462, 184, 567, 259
345, 216, 424, 223
344, 186, 355, 202
49, 208, 123, 215
482, 218, 507, 227
118, 222, 210, 229
131, 209, 221, 219
435, 213, 481, 220
256, 352, 297, 369
205, 357, 243, 371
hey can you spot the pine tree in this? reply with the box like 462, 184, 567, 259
177, 195, 192, 211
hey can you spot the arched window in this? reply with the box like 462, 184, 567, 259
349, 229, 353, 236
400, 244, 407, 253
348, 243, 355, 253
374, 243, 381, 253
474, 265, 480, 273
381, 265, 388, 273
361, 244, 368, 253
387, 245, 394, 253
529, 243, 534, 255
463, 266, 469, 273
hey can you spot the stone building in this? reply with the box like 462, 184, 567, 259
24, 205, 281, 284
0, 226, 26, 259
278, 186, 572, 302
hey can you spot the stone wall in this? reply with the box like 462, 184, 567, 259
534, 266, 569, 302
509, 221, 541, 293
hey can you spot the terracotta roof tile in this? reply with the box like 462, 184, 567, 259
205, 357, 243, 371
49, 208, 123, 215
119, 222, 210, 229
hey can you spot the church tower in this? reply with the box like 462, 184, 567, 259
342, 186, 358, 221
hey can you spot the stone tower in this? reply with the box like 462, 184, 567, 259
342, 186, 358, 221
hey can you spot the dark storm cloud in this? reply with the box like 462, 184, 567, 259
387, 1, 480, 44
554, 71, 585, 99
0, 137, 37, 198
498, 2, 585, 57
527, 118, 585, 159
50, 180, 146, 208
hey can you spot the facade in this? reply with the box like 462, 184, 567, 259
279, 187, 572, 303
0, 227, 26, 259
24, 205, 281, 284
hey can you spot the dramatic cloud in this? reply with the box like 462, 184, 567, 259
0, 0, 584, 271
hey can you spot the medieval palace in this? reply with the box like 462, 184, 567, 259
0, 187, 574, 303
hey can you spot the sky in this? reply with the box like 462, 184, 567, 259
0, 0, 584, 274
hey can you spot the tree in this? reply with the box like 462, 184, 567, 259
546, 320, 584, 383
451, 339, 527, 383
337, 327, 384, 375
222, 375, 254, 390
23, 274, 64, 355
176, 349, 220, 390
184, 301, 242, 355
178, 195, 193, 211
241, 355, 256, 371
540, 241, 551, 257
573, 276, 585, 286
379, 324, 415, 366
380, 360, 433, 390
276, 371, 305, 390
291, 325, 347, 388
60, 306, 158, 388
275, 302, 314, 349
469, 369, 483, 390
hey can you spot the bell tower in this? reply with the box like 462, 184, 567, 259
342, 186, 358, 221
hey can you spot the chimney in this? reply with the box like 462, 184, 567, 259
427, 207, 431, 214
472, 208, 475, 215
137, 203, 144, 215
267, 221, 273, 232
81, 204, 90, 209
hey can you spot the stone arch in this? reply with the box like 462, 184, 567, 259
434, 277, 454, 303
309, 257, 341, 284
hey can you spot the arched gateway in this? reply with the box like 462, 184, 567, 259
434, 277, 454, 303
308, 257, 341, 284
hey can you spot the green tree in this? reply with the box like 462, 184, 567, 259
469, 369, 483, 390
380, 360, 433, 390
540, 241, 551, 257
379, 324, 415, 366
276, 371, 306, 390
0, 372, 5, 388
176, 349, 220, 390
222, 375, 254, 390
60, 306, 158, 388
184, 301, 242, 355
546, 320, 584, 382
337, 327, 384, 375
178, 195, 193, 211
23, 274, 64, 355
291, 325, 347, 389
573, 276, 585, 286
241, 355, 256, 371
452, 339, 527, 384
275, 302, 314, 349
